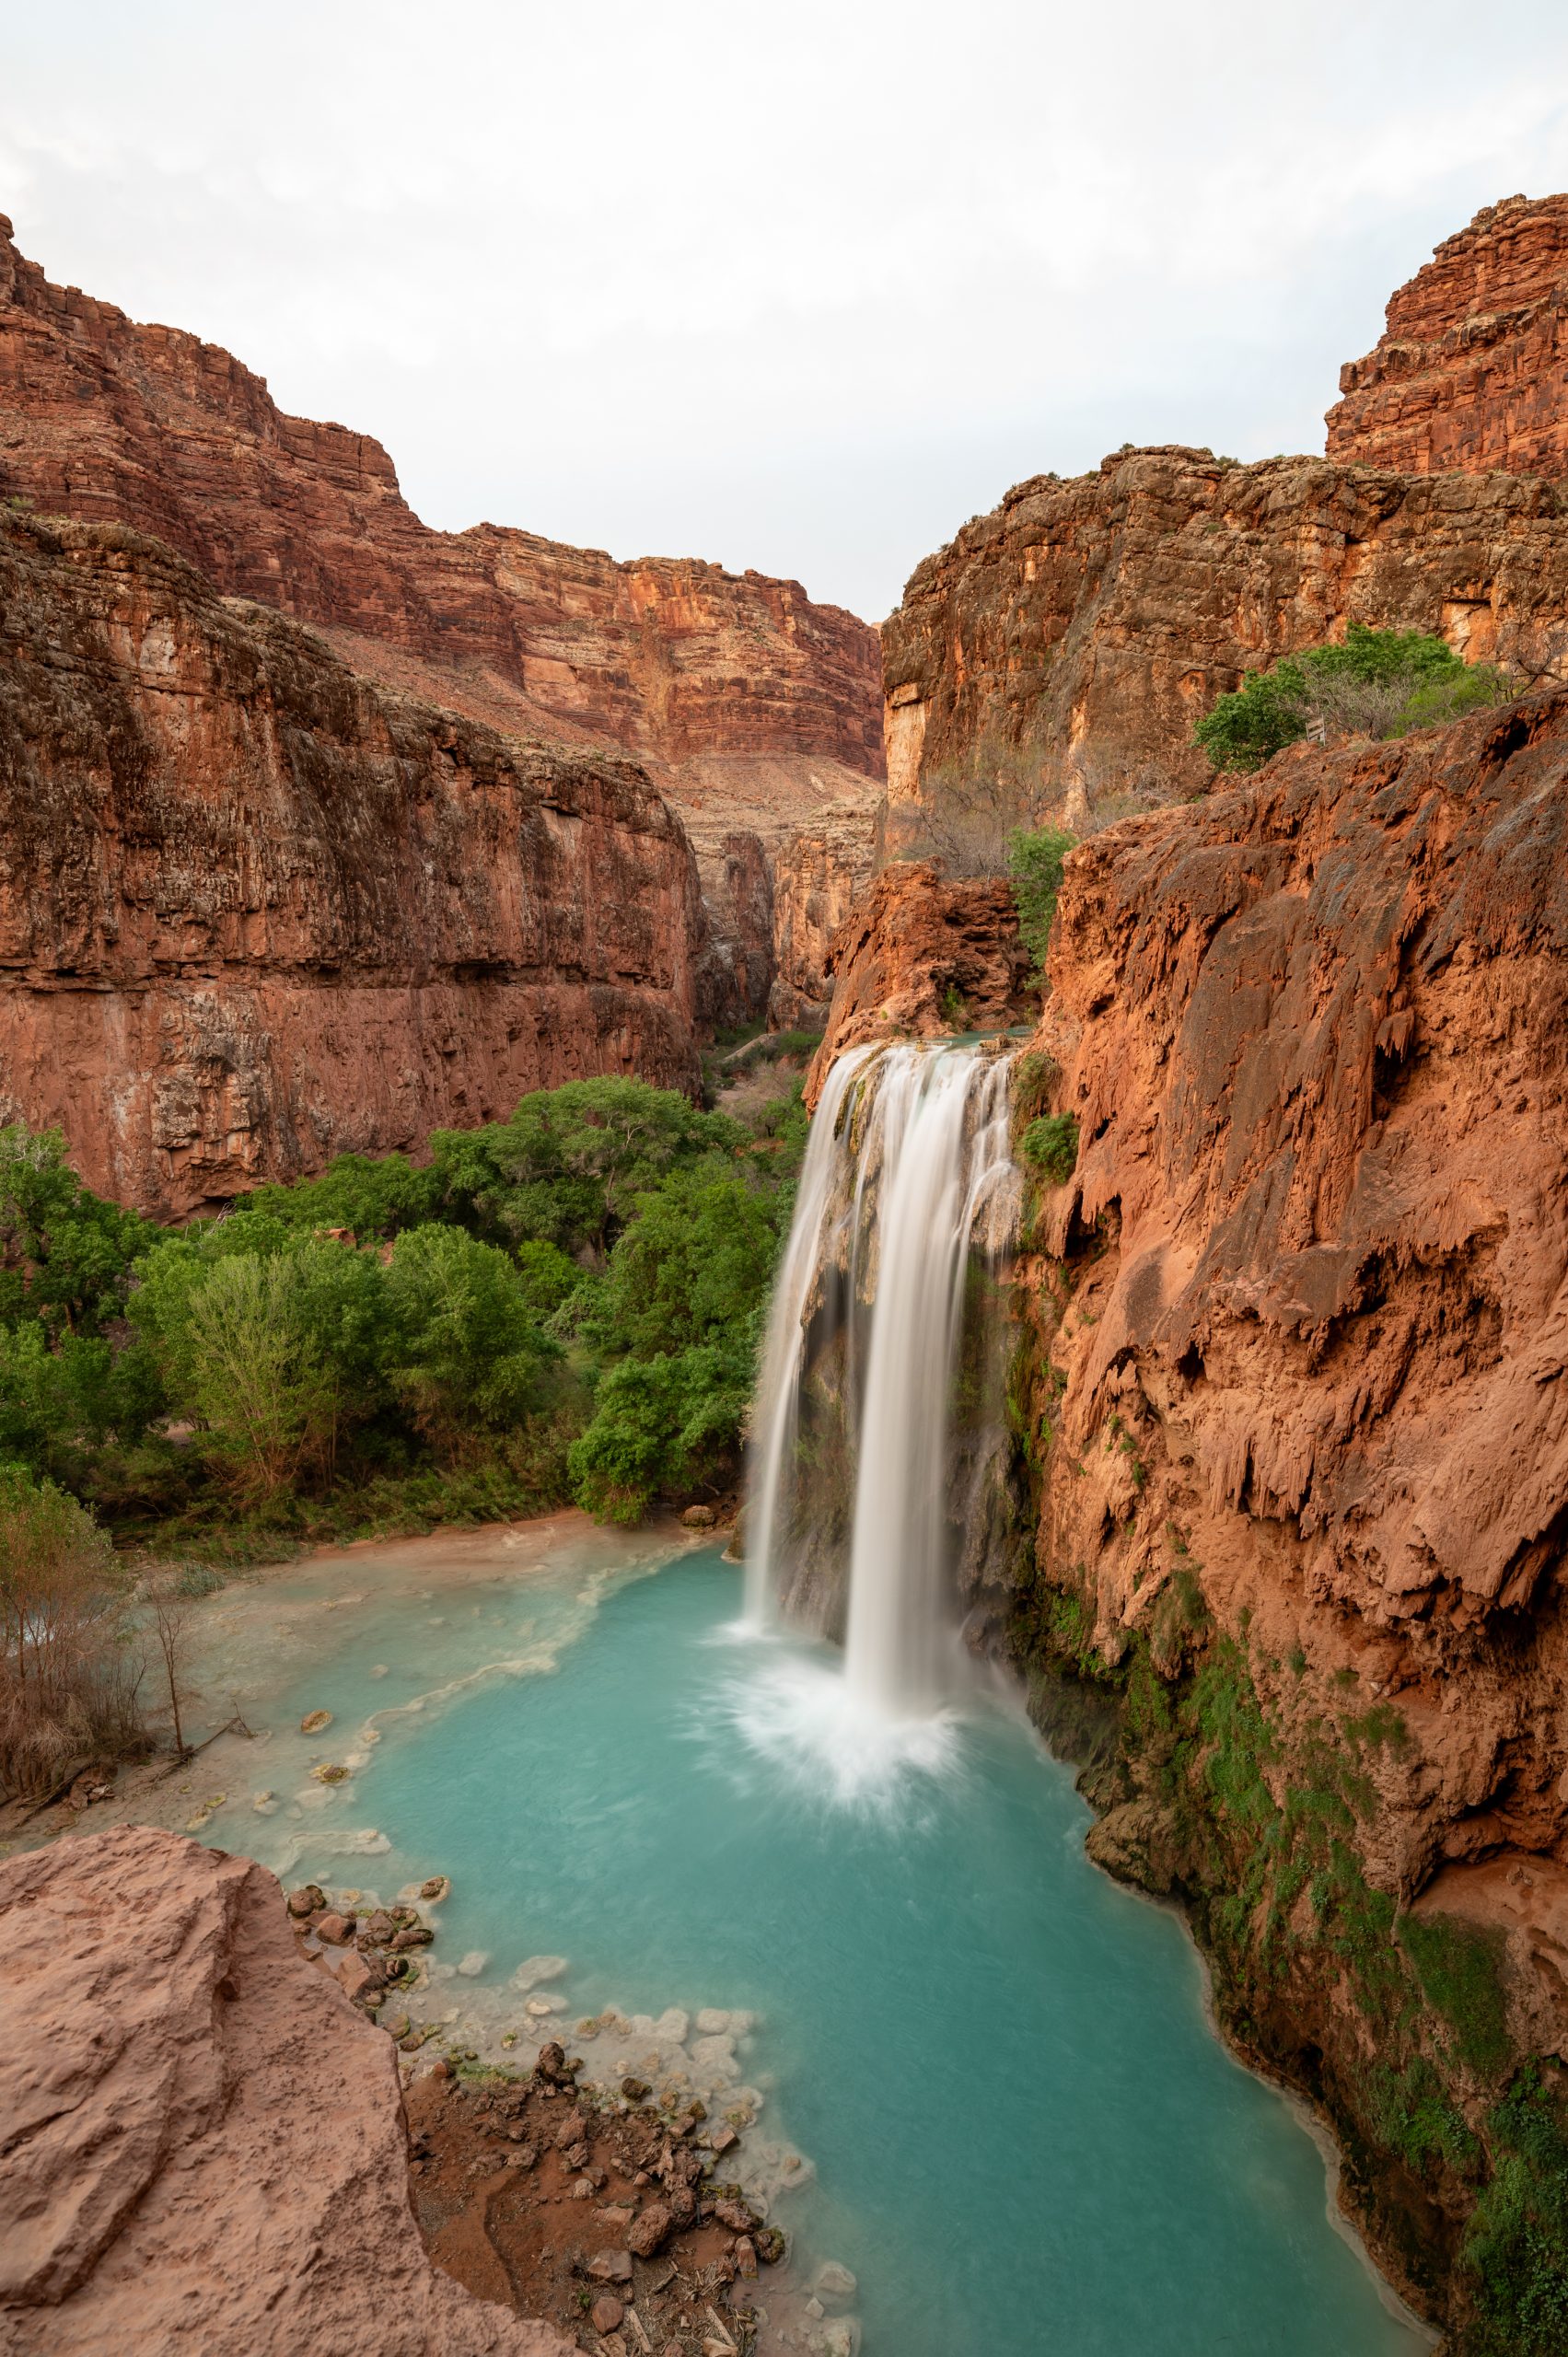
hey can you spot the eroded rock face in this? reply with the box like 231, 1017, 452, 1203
881, 444, 1568, 852
0, 214, 885, 1020
0, 1824, 570, 2356
1022, 687, 1568, 2030
803, 861, 1030, 1105
1327, 192, 1568, 479
0, 215, 882, 781
0, 512, 705, 1214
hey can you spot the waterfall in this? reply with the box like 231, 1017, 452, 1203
745, 1040, 1021, 1720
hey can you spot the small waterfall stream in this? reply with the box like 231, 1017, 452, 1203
746, 1040, 1022, 1719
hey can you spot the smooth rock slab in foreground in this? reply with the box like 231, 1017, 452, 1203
0, 1823, 570, 2356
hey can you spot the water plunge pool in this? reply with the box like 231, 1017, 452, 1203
189, 1527, 1431, 2357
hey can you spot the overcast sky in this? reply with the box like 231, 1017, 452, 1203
6, 1, 1568, 621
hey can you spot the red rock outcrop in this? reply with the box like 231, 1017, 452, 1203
0, 510, 706, 1215
1030, 689, 1568, 1861
1327, 193, 1568, 478
0, 215, 884, 1017
0, 215, 881, 780
880, 445, 1568, 852
0, 1823, 571, 2356
803, 862, 1031, 1104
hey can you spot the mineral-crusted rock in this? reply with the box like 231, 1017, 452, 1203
1327, 192, 1568, 479
880, 445, 1568, 850
1025, 685, 1568, 2016
0, 512, 706, 1214
0, 1824, 570, 2355
803, 862, 1031, 1106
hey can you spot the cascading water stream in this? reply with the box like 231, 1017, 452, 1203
746, 1040, 1022, 1722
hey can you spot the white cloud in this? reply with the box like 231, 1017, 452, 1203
5, 0, 1568, 617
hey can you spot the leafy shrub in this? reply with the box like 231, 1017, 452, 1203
1019, 1114, 1080, 1185
1463, 2067, 1568, 2354
1007, 825, 1076, 975
1194, 624, 1511, 772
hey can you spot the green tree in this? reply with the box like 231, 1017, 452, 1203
430, 1077, 743, 1259
384, 1225, 559, 1456
0, 1125, 157, 1337
567, 1342, 751, 1525
1194, 624, 1510, 773
594, 1169, 778, 1359
1007, 825, 1076, 977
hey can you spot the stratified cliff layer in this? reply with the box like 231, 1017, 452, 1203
0, 1825, 571, 2356
0, 215, 880, 776
1328, 193, 1568, 479
1005, 693, 1568, 2336
0, 215, 883, 1018
0, 511, 706, 1216
881, 446, 1568, 851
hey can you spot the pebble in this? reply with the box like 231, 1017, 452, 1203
310, 1763, 350, 1784
419, 1875, 450, 1902
456, 1951, 490, 1978
694, 2008, 730, 2036
525, 1996, 557, 2018
315, 1912, 355, 1945
299, 1709, 333, 1734
586, 2249, 633, 2285
815, 2261, 857, 2308
590, 2295, 625, 2334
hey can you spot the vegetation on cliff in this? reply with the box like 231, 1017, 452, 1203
1004, 1200, 1568, 2356
1194, 622, 1510, 772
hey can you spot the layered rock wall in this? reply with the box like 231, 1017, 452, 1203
1328, 192, 1568, 479
0, 215, 884, 1017
1005, 693, 1568, 2321
0, 513, 706, 1215
0, 215, 881, 778
881, 446, 1568, 851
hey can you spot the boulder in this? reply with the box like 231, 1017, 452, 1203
0, 1824, 571, 2353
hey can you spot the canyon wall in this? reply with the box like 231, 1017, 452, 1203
1003, 693, 1568, 2333
0, 215, 883, 1016
0, 1824, 570, 2354
1328, 192, 1568, 479
880, 445, 1568, 853
0, 510, 707, 1216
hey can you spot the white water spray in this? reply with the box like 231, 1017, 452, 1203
745, 1041, 1021, 1721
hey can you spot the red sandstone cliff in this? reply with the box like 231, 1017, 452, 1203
0, 215, 883, 1019
880, 444, 1568, 852
1327, 193, 1568, 478
0, 510, 707, 1216
0, 1825, 571, 2354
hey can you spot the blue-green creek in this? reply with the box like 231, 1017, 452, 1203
178, 1518, 1434, 2357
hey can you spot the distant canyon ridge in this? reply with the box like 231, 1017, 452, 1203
5, 194, 1568, 1208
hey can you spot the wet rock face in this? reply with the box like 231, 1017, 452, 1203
881, 445, 1568, 849
1327, 192, 1568, 479
0, 215, 883, 781
0, 512, 706, 1214
803, 861, 1031, 1106
0, 1825, 571, 2356
1027, 687, 1568, 1950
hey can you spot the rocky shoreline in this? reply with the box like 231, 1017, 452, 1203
283, 1874, 858, 2357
